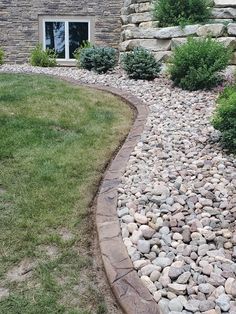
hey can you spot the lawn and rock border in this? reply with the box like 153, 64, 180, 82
0, 65, 236, 314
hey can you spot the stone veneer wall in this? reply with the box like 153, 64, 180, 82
120, 0, 236, 65
0, 0, 123, 63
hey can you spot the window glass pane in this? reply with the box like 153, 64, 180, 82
69, 22, 89, 59
45, 22, 65, 59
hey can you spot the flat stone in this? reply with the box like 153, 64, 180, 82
198, 244, 209, 256
150, 270, 161, 282
225, 278, 236, 297
185, 300, 200, 312
117, 207, 129, 217
199, 300, 215, 312
153, 257, 172, 268
197, 23, 225, 37
127, 12, 153, 24
127, 222, 138, 233
214, 0, 236, 7
158, 298, 170, 314
198, 283, 214, 294
168, 298, 183, 312
137, 239, 150, 254
216, 293, 231, 312
133, 259, 149, 270
155, 25, 199, 39
176, 271, 191, 284
139, 225, 155, 239
134, 213, 148, 224
168, 283, 187, 295
212, 7, 236, 19
173, 232, 183, 241
122, 215, 134, 223
140, 275, 157, 293
153, 290, 162, 302
169, 266, 184, 280
140, 264, 159, 276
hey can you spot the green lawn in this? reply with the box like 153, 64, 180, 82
0, 74, 133, 313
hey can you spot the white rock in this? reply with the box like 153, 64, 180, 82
134, 213, 148, 224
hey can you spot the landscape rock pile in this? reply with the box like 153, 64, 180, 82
0, 64, 235, 314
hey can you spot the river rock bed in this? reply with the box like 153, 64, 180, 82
0, 64, 236, 314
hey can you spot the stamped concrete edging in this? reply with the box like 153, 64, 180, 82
88, 85, 161, 314
62, 78, 160, 313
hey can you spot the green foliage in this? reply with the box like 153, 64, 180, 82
121, 48, 160, 80
30, 44, 57, 67
79, 47, 117, 74
73, 40, 93, 67
153, 0, 212, 27
0, 48, 4, 65
212, 85, 236, 152
169, 37, 232, 91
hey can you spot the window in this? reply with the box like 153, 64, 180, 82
42, 19, 90, 61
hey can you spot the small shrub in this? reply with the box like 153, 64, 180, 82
79, 47, 96, 71
73, 40, 93, 67
30, 44, 57, 67
121, 48, 160, 80
153, 0, 212, 27
80, 47, 117, 74
212, 86, 236, 152
169, 37, 232, 91
0, 48, 4, 65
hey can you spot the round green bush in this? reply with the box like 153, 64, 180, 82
73, 40, 93, 67
169, 37, 232, 91
153, 0, 212, 27
79, 47, 96, 71
121, 48, 160, 81
79, 47, 117, 74
212, 86, 236, 152
30, 44, 57, 67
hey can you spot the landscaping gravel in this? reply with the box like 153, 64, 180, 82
1, 64, 236, 314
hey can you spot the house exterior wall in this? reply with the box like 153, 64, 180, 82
0, 0, 123, 63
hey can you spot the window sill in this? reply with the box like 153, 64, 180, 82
56, 60, 77, 67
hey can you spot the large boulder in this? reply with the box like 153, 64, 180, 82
121, 27, 158, 40
214, 0, 236, 7
119, 38, 171, 51
197, 23, 225, 37
127, 12, 153, 24
212, 7, 236, 19
155, 25, 200, 39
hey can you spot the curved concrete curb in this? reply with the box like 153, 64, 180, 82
1, 72, 160, 314
89, 86, 160, 314
55, 78, 161, 314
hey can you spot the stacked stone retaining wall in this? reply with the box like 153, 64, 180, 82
120, 0, 236, 65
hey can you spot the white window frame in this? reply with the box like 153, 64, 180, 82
42, 18, 91, 62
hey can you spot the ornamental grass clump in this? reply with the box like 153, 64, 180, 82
121, 48, 160, 80
169, 37, 232, 91
153, 0, 212, 27
0, 48, 4, 65
30, 44, 57, 67
212, 86, 236, 152
79, 47, 117, 74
